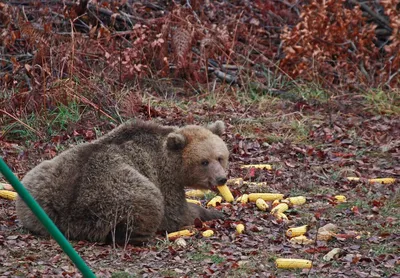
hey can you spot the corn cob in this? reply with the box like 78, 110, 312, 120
202, 230, 214, 237
286, 196, 307, 205
217, 184, 234, 202
272, 199, 281, 206
275, 212, 289, 221
185, 190, 210, 198
207, 196, 223, 207
286, 225, 308, 238
236, 224, 245, 234
240, 194, 249, 204
236, 194, 249, 204
186, 198, 201, 205
0, 190, 18, 200
271, 203, 289, 214
167, 229, 194, 240
346, 177, 396, 184
275, 258, 312, 269
248, 193, 284, 202
241, 164, 273, 170
368, 178, 396, 184
334, 195, 347, 202
255, 198, 269, 211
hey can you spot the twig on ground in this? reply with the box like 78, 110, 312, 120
349, 0, 392, 31
0, 109, 42, 137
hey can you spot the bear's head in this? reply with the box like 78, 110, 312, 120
166, 121, 229, 190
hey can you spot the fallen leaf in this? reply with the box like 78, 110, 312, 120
323, 248, 342, 261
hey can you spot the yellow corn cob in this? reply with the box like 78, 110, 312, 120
236, 194, 249, 204
167, 229, 194, 240
334, 195, 347, 202
186, 198, 201, 205
202, 230, 214, 237
236, 224, 245, 234
255, 198, 269, 211
185, 190, 210, 198
271, 203, 289, 214
227, 178, 243, 186
275, 258, 312, 269
275, 212, 289, 221
287, 196, 307, 205
240, 194, 249, 204
241, 164, 273, 170
0, 190, 18, 200
347, 177, 396, 184
368, 178, 396, 184
217, 184, 234, 202
272, 199, 281, 206
207, 196, 223, 207
286, 225, 308, 238
248, 193, 284, 202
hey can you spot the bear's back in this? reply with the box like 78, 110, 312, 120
21, 120, 175, 201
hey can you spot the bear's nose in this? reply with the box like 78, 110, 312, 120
216, 177, 227, 185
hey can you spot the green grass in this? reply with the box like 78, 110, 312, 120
46, 101, 83, 136
363, 88, 400, 115
203, 190, 219, 201
291, 83, 331, 102
111, 272, 136, 278
2, 101, 85, 141
188, 242, 225, 264
1, 110, 45, 141
370, 244, 398, 256
190, 252, 225, 264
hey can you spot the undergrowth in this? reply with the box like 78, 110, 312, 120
0, 1, 399, 143
1, 1, 399, 116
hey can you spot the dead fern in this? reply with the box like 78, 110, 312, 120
172, 27, 192, 70
280, 0, 400, 90
381, 0, 400, 87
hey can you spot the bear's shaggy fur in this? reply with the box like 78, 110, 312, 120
16, 120, 229, 245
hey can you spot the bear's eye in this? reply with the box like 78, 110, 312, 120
218, 157, 223, 163
201, 160, 209, 166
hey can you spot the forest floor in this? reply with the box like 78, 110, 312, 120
1, 90, 399, 277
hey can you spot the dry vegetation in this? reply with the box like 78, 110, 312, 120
0, 0, 399, 277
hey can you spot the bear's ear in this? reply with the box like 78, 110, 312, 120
166, 132, 187, 151
207, 121, 225, 136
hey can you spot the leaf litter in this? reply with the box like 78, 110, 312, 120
1, 96, 399, 277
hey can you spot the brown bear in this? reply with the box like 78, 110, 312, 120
16, 120, 229, 245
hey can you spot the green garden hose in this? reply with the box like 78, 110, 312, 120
0, 157, 96, 278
